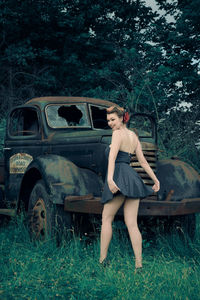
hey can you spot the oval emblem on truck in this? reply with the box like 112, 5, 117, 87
10, 153, 33, 174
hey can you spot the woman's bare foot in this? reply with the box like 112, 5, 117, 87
99, 258, 110, 267
134, 266, 143, 274
135, 260, 142, 269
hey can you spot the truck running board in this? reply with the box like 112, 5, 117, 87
0, 209, 16, 217
64, 195, 200, 216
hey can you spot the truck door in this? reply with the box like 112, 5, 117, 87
44, 103, 101, 171
4, 107, 42, 205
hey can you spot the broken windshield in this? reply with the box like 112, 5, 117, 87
45, 104, 90, 128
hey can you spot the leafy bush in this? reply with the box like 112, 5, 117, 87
158, 111, 200, 172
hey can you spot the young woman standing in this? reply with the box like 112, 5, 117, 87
100, 106, 160, 270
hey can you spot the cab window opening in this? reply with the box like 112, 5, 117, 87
46, 104, 90, 128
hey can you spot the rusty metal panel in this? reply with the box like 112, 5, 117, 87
157, 159, 200, 201
30, 154, 103, 205
64, 195, 200, 216
130, 142, 157, 186
139, 198, 200, 216
25, 97, 118, 111
64, 195, 103, 214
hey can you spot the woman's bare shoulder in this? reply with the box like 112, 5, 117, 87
128, 129, 138, 140
112, 129, 123, 138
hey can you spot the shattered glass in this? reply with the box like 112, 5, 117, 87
46, 104, 90, 128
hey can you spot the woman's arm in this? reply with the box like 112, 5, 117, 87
135, 140, 160, 192
107, 130, 122, 193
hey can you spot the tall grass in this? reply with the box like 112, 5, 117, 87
0, 215, 200, 300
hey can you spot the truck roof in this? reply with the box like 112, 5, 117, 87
26, 96, 118, 110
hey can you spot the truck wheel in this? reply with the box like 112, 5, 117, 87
28, 180, 71, 240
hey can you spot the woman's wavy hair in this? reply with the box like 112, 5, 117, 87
106, 106, 130, 124
106, 106, 124, 118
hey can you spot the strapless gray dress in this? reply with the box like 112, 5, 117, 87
101, 147, 153, 204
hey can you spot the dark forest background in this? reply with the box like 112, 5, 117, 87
0, 0, 199, 170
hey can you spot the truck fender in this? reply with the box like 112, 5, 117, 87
21, 154, 103, 206
156, 158, 200, 201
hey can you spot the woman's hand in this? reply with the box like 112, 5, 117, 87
108, 178, 120, 194
152, 180, 160, 192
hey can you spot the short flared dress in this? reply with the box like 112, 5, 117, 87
101, 146, 153, 204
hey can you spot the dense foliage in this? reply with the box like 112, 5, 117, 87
0, 0, 156, 109
0, 0, 199, 168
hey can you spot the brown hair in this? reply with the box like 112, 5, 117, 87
106, 106, 124, 118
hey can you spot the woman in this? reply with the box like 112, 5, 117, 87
100, 106, 160, 270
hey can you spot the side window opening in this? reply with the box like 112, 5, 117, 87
58, 105, 83, 126
46, 104, 90, 128
9, 108, 39, 136
90, 106, 108, 129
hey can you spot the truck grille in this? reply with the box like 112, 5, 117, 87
130, 142, 157, 186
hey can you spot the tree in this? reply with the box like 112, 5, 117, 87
0, 0, 199, 170
154, 0, 200, 109
0, 0, 158, 115
153, 0, 200, 165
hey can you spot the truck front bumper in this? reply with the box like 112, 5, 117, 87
64, 195, 200, 216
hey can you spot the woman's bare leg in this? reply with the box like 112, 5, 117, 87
123, 198, 142, 268
100, 194, 125, 263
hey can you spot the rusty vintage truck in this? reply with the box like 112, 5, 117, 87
0, 97, 200, 238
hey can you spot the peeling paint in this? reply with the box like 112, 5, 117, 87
157, 159, 200, 202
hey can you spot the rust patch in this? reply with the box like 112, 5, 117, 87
165, 189, 174, 201
40, 155, 101, 200
141, 142, 157, 151
64, 195, 200, 216
130, 142, 157, 185
30, 198, 47, 239
25, 97, 119, 110
157, 159, 200, 201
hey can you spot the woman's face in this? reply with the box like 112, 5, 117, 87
107, 113, 123, 130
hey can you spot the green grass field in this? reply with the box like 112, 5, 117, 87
0, 215, 200, 300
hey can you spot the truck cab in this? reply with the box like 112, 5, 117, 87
0, 97, 200, 239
